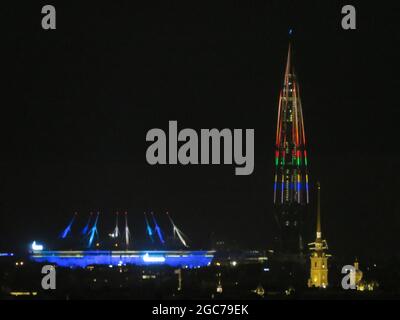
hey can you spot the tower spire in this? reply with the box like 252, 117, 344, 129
316, 181, 321, 240
308, 183, 330, 288
284, 42, 292, 83
285, 28, 294, 82
273, 35, 309, 255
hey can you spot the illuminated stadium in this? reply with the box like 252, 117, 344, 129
30, 250, 214, 268
29, 212, 215, 268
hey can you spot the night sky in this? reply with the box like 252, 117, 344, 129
1, 1, 399, 259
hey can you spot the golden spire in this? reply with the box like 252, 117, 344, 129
308, 181, 329, 288
316, 181, 321, 240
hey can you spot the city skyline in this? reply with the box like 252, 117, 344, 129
1, 1, 399, 263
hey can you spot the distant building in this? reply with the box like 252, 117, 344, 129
352, 259, 378, 291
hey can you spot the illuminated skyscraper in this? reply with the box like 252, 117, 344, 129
308, 182, 329, 288
273, 39, 310, 254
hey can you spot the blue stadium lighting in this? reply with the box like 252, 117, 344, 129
60, 213, 77, 239
155, 225, 165, 244
0, 253, 14, 257
88, 213, 99, 248
147, 225, 153, 238
31, 211, 212, 268
61, 223, 72, 239
144, 212, 154, 242
81, 224, 90, 235
88, 228, 96, 248
81, 214, 92, 235
151, 213, 165, 244
30, 250, 214, 268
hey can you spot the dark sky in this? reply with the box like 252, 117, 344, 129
1, 1, 399, 259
